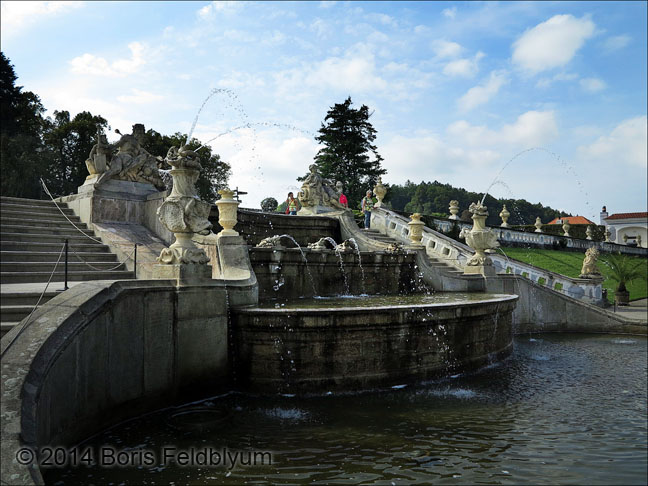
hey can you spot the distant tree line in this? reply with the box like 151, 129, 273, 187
1, 52, 230, 202
383, 180, 570, 226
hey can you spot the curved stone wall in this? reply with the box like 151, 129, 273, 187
231, 295, 518, 394
1, 280, 232, 485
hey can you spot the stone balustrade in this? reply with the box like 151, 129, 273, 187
371, 208, 608, 305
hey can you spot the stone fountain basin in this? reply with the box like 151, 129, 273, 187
231, 293, 518, 394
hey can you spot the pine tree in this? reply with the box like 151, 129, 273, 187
311, 97, 386, 209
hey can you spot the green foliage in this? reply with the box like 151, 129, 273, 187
41, 110, 109, 197
142, 130, 231, 203
387, 179, 566, 227
277, 201, 287, 213
1, 52, 49, 198
308, 97, 386, 209
600, 253, 647, 293
502, 247, 647, 303
261, 197, 278, 212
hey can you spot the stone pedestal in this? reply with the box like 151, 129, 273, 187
407, 213, 425, 247
463, 264, 497, 277
152, 262, 212, 287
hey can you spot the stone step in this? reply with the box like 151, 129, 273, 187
1, 224, 96, 238
0, 251, 118, 263
0, 202, 76, 216
0, 232, 103, 244
1, 270, 134, 284
1, 261, 127, 273
0, 196, 58, 207
0, 217, 89, 229
1, 241, 110, 253
0, 305, 33, 322
1, 291, 58, 307
0, 209, 81, 222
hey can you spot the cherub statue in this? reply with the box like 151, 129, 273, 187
580, 248, 602, 278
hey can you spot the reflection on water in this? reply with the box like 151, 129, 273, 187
261, 292, 512, 310
47, 334, 647, 485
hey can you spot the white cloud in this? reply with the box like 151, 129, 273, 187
198, 1, 245, 19
116, 88, 164, 105
602, 34, 631, 52
0, 1, 83, 38
443, 52, 485, 78
69, 42, 147, 77
458, 71, 509, 111
366, 13, 397, 27
442, 7, 457, 19
578, 116, 647, 168
431, 39, 463, 58
579, 77, 606, 93
535, 72, 578, 89
512, 14, 595, 74
448, 110, 558, 148
319, 1, 337, 9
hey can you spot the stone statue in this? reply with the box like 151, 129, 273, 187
256, 236, 286, 248
459, 202, 499, 275
579, 248, 601, 278
297, 164, 347, 214
336, 239, 358, 252
85, 129, 111, 176
92, 123, 166, 190
307, 237, 337, 250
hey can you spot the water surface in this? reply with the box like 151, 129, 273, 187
48, 334, 647, 485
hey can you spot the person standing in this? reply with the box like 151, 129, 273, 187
286, 192, 299, 215
336, 181, 348, 208
361, 190, 374, 228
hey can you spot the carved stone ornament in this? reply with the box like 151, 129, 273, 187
297, 164, 347, 213
459, 202, 500, 270
534, 217, 543, 233
408, 213, 425, 246
448, 200, 460, 220
373, 177, 387, 208
499, 205, 510, 228
156, 146, 212, 265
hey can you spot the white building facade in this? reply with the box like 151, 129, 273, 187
600, 206, 647, 248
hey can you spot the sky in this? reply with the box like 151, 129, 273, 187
1, 1, 646, 221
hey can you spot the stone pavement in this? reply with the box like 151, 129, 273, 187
611, 298, 648, 322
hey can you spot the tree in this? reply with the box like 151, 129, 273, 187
142, 130, 231, 202
41, 110, 109, 197
1, 52, 49, 198
310, 97, 386, 209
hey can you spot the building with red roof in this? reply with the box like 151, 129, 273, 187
547, 216, 595, 225
600, 206, 647, 248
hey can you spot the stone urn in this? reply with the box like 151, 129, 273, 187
534, 217, 543, 233
448, 200, 460, 220
459, 202, 499, 276
562, 220, 571, 237
215, 188, 240, 236
156, 146, 211, 266
373, 177, 387, 208
408, 213, 425, 247
499, 205, 510, 228
586, 225, 594, 240
604, 228, 611, 242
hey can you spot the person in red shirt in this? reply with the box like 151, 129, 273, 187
336, 181, 348, 208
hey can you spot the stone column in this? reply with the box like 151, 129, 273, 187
499, 205, 510, 228
373, 177, 387, 208
534, 217, 543, 233
407, 213, 425, 247
448, 200, 460, 220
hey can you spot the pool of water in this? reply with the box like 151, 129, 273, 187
260, 292, 512, 309
47, 334, 647, 485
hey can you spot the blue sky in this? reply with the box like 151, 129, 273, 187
2, 1, 646, 220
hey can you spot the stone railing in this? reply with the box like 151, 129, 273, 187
371, 208, 606, 305
384, 209, 647, 257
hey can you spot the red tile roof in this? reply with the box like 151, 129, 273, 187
605, 212, 648, 220
547, 216, 595, 225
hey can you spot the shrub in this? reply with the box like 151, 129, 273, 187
261, 197, 278, 212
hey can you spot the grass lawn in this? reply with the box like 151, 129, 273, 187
499, 247, 648, 303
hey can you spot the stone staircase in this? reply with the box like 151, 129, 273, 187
361, 228, 463, 275
1, 196, 134, 337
